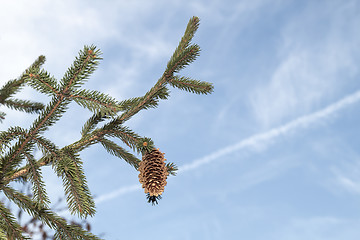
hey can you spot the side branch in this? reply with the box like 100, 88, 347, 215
1, 96, 64, 178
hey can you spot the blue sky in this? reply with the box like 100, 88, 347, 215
1, 0, 360, 239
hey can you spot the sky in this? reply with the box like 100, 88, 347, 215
1, 0, 360, 239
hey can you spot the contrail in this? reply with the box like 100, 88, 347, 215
94, 90, 360, 204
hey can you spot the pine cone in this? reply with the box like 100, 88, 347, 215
138, 148, 169, 199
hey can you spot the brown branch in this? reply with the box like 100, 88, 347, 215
29, 74, 59, 95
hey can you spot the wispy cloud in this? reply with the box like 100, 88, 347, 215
95, 184, 140, 204
94, 89, 360, 204
336, 176, 360, 194
332, 159, 360, 194
250, 1, 360, 128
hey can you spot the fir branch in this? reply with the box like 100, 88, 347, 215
0, 112, 5, 123
1, 96, 69, 179
100, 124, 141, 151
59, 45, 102, 94
176, 16, 200, 53
0, 127, 27, 154
30, 96, 70, 134
117, 85, 169, 123
99, 138, 140, 169
23, 152, 50, 208
1, 19, 211, 236
0, 136, 35, 180
52, 147, 95, 218
166, 44, 200, 75
75, 123, 141, 153
166, 162, 178, 176
136, 137, 155, 154
2, 186, 102, 239
169, 76, 214, 95
4, 142, 77, 184
71, 132, 102, 152
164, 16, 200, 79
70, 89, 120, 117
0, 79, 24, 103
0, 56, 46, 122
32, 135, 61, 159
2, 99, 44, 114
0, 200, 29, 240
117, 96, 144, 112
0, 55, 46, 101
0, 228, 6, 240
25, 68, 60, 96
81, 112, 110, 137
2, 46, 101, 183
116, 16, 201, 123
7, 123, 141, 181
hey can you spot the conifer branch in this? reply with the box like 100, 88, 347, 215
0, 228, 7, 240
99, 138, 140, 168
0, 113, 5, 122
4, 16, 206, 183
169, 76, 214, 94
117, 82, 169, 123
0, 97, 67, 179
0, 137, 35, 180
1, 46, 101, 184
0, 55, 45, 101
176, 16, 200, 52
117, 96, 144, 111
6, 124, 142, 182
25, 69, 59, 96
0, 79, 24, 104
0, 200, 29, 240
99, 124, 141, 150
30, 96, 69, 135
166, 44, 200, 75
23, 151, 50, 208
32, 135, 61, 159
52, 148, 95, 218
2, 186, 101, 239
0, 127, 27, 154
1, 99, 44, 114
117, 16, 203, 123
0, 56, 45, 121
0, 16, 212, 238
166, 162, 178, 176
70, 89, 120, 116
60, 45, 102, 94
2, 46, 100, 175
81, 112, 110, 137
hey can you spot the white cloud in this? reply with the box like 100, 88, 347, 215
250, 1, 360, 128
332, 159, 360, 194
94, 184, 140, 204
337, 176, 360, 194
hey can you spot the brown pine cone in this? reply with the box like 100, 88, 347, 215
138, 148, 169, 199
